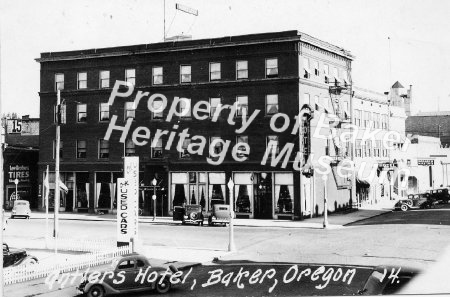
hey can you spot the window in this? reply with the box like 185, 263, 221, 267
267, 136, 279, 157
125, 69, 135, 86
266, 94, 279, 115
236, 135, 248, 158
151, 98, 164, 119
179, 98, 192, 118
180, 65, 191, 83
303, 57, 310, 79
76, 140, 87, 159
118, 260, 135, 270
55, 73, 64, 91
210, 137, 223, 157
304, 93, 311, 105
124, 102, 135, 120
53, 140, 63, 159
77, 72, 87, 89
236, 60, 248, 79
354, 109, 362, 127
209, 62, 221, 81
323, 64, 329, 83
364, 141, 372, 157
314, 95, 319, 110
99, 103, 110, 121
356, 140, 362, 157
236, 96, 248, 117
364, 111, 371, 128
373, 113, 380, 129
332, 67, 339, 84
275, 173, 294, 214
125, 139, 135, 156
180, 138, 191, 159
152, 66, 163, 85
99, 70, 110, 88
342, 70, 349, 86
313, 61, 319, 76
152, 138, 163, 158
77, 104, 87, 123
99, 139, 109, 159
210, 98, 221, 117
374, 140, 381, 157
266, 58, 278, 78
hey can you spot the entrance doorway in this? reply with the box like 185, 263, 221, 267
253, 173, 273, 219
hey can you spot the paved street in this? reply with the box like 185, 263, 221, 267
4, 208, 450, 296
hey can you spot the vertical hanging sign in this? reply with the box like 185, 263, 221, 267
117, 178, 132, 244
124, 156, 139, 242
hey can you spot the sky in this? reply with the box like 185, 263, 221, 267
1, 0, 450, 118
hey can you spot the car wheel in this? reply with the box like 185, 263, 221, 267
190, 212, 198, 220
406, 200, 413, 207
400, 204, 409, 212
87, 284, 105, 297
156, 277, 171, 294
181, 219, 186, 225
27, 216, 30, 219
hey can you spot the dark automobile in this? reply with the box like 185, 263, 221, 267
427, 188, 450, 203
77, 253, 179, 297
173, 204, 204, 226
358, 266, 419, 295
3, 243, 38, 267
395, 193, 436, 211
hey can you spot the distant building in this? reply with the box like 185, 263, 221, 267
406, 111, 450, 147
2, 116, 39, 209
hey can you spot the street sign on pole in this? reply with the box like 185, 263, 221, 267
124, 157, 139, 248
117, 178, 134, 245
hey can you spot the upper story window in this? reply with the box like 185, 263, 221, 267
354, 109, 362, 127
99, 103, 110, 122
266, 94, 279, 115
313, 61, 319, 76
99, 70, 110, 88
53, 140, 63, 159
76, 140, 87, 159
236, 60, 248, 80
152, 66, 163, 85
236, 135, 248, 158
210, 137, 223, 157
209, 62, 221, 81
355, 140, 362, 157
98, 139, 109, 159
77, 104, 87, 123
332, 67, 339, 84
77, 72, 87, 89
303, 57, 310, 79
125, 139, 135, 156
124, 102, 135, 120
364, 111, 371, 128
342, 70, 349, 86
266, 135, 279, 157
210, 98, 221, 117
55, 73, 64, 91
323, 64, 330, 83
266, 58, 278, 78
236, 96, 248, 117
314, 96, 319, 110
152, 138, 163, 158
151, 99, 164, 119
304, 93, 311, 105
180, 138, 191, 159
179, 99, 192, 118
373, 113, 380, 129
180, 65, 191, 83
125, 69, 135, 86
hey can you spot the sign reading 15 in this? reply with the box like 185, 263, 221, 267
11, 120, 22, 133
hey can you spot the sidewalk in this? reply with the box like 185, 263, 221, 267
6, 208, 392, 229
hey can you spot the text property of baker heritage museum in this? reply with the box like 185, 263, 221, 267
103, 80, 410, 187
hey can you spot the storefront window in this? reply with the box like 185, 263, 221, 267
274, 173, 294, 214
96, 172, 112, 209
112, 172, 122, 209
76, 172, 89, 209
209, 172, 226, 209
172, 173, 189, 208
234, 173, 252, 214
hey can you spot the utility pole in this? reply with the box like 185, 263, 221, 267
54, 90, 61, 254
0, 36, 5, 295
322, 174, 329, 228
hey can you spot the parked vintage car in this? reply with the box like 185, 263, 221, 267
11, 200, 31, 219
77, 253, 179, 297
208, 204, 231, 226
358, 265, 419, 295
395, 193, 436, 211
3, 243, 38, 267
172, 204, 204, 226
427, 188, 450, 203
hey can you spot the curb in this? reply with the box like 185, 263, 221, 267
343, 210, 393, 226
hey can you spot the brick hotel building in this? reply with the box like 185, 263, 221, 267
36, 30, 354, 219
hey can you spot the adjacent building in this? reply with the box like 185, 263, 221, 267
406, 111, 450, 147
36, 30, 356, 219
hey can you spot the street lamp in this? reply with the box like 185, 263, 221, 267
14, 179, 19, 201
152, 178, 157, 221
322, 174, 328, 228
227, 177, 236, 252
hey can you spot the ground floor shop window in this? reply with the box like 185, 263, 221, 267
76, 172, 89, 209
209, 173, 225, 210
274, 173, 294, 214
233, 173, 252, 214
